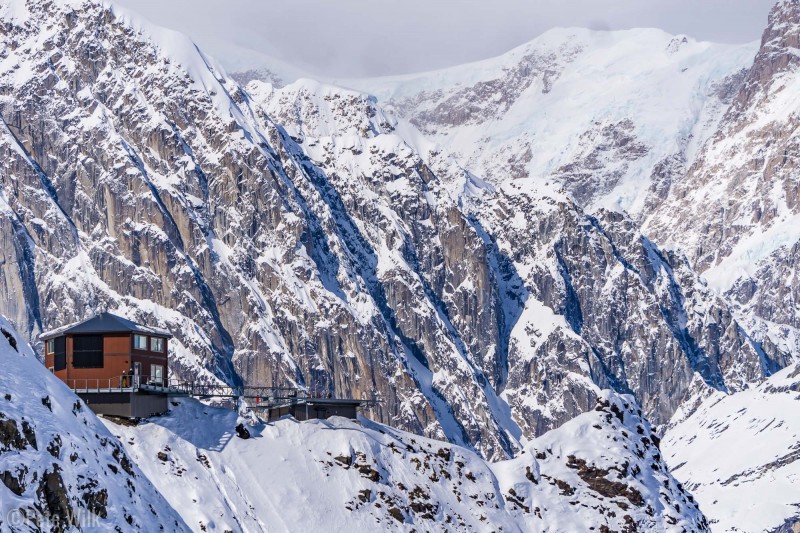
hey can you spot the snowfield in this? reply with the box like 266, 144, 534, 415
103, 393, 707, 532
663, 363, 800, 533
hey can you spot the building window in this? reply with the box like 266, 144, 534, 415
72, 335, 103, 368
54, 336, 67, 371
46, 339, 54, 354
151, 337, 164, 352
150, 364, 164, 386
134, 334, 148, 350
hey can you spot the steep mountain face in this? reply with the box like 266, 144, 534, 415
105, 392, 708, 532
646, 0, 800, 357
479, 185, 784, 438
246, 77, 778, 441
0, 0, 786, 465
0, 0, 529, 460
0, 315, 188, 531
662, 362, 800, 532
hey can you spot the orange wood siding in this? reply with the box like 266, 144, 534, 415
49, 332, 169, 388
65, 355, 131, 387
104, 333, 132, 356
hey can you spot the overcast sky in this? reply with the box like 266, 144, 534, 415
112, 0, 776, 79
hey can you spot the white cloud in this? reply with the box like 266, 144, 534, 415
111, 0, 775, 79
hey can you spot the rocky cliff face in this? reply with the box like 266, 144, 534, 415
246, 76, 780, 443
1, 0, 468, 454
474, 182, 784, 438
0, 0, 791, 464
646, 0, 800, 357
0, 0, 520, 459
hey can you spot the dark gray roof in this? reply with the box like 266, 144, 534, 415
302, 398, 364, 406
40, 312, 172, 341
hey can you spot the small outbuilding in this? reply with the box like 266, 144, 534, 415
40, 312, 173, 418
265, 398, 364, 422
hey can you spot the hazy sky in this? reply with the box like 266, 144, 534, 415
112, 0, 776, 79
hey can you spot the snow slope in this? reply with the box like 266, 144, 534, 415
663, 363, 800, 532
104, 392, 706, 532
0, 315, 188, 531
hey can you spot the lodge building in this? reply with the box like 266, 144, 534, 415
41, 312, 368, 423
40, 312, 173, 418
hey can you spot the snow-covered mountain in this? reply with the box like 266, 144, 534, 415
1, 0, 799, 529
0, 0, 792, 462
104, 392, 708, 532
344, 0, 800, 362
0, 0, 785, 464
647, 0, 800, 358
341, 27, 756, 218
0, 316, 189, 531
663, 362, 800, 532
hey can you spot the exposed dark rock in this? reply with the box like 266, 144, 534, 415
36, 466, 77, 530
112, 445, 135, 476
47, 435, 62, 458
80, 482, 109, 519
1, 328, 17, 351
0, 418, 27, 451
387, 506, 405, 522
1, 466, 27, 496
566, 455, 645, 508
21, 420, 37, 450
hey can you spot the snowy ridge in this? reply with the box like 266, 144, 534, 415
0, 316, 188, 531
104, 392, 706, 532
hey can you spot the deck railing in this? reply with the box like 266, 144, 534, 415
65, 375, 184, 393
64, 376, 312, 404
65, 378, 131, 392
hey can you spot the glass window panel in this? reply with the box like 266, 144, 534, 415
134, 334, 148, 350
